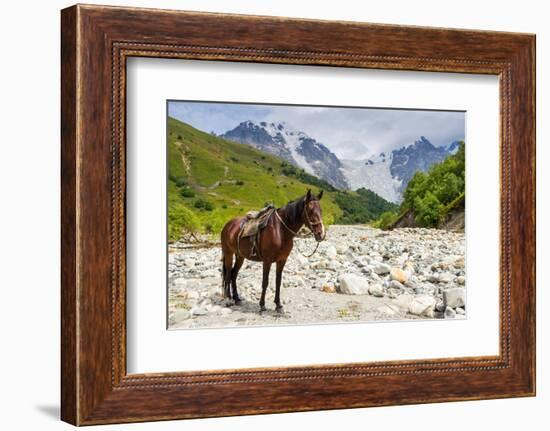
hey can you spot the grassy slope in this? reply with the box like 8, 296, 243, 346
168, 117, 343, 240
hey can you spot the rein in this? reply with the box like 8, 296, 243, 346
274, 202, 325, 258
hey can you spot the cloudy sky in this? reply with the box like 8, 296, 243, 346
168, 101, 465, 160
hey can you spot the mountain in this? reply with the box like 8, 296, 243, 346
446, 140, 461, 155
221, 120, 349, 190
390, 136, 451, 193
341, 136, 457, 203
167, 117, 396, 240
220, 119, 459, 205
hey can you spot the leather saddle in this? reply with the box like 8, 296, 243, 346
240, 204, 275, 238
238, 204, 275, 258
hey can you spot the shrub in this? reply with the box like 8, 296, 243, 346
414, 191, 443, 227
194, 198, 214, 211
179, 187, 195, 198
168, 204, 200, 241
173, 177, 187, 187
374, 211, 398, 230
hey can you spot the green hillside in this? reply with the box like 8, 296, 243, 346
167, 117, 395, 241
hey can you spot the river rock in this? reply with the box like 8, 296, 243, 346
394, 294, 414, 311
368, 284, 385, 297
443, 288, 466, 308
321, 282, 337, 293
435, 300, 446, 312
438, 272, 455, 284
428, 273, 440, 283
325, 245, 337, 259
373, 262, 391, 275
169, 225, 466, 329
370, 273, 381, 282
390, 267, 409, 284
454, 256, 465, 269
444, 306, 457, 319
169, 309, 191, 324
312, 260, 328, 270
336, 244, 348, 254
191, 306, 208, 316
389, 280, 405, 290
408, 295, 436, 316
338, 274, 369, 295
184, 258, 196, 267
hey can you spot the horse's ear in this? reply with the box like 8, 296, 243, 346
306, 189, 312, 201
317, 190, 324, 200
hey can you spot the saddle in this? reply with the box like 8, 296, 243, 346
238, 204, 275, 257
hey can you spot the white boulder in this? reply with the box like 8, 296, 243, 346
338, 274, 370, 295
443, 288, 466, 308
408, 295, 437, 317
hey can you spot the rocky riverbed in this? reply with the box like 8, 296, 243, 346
168, 225, 466, 329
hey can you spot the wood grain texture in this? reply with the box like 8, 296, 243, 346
60, 5, 78, 425
60, 4, 536, 425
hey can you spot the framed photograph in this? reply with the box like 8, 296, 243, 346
61, 4, 536, 425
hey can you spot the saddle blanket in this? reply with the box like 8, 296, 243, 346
240, 206, 275, 238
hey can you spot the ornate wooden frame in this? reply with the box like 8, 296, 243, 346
61, 4, 536, 425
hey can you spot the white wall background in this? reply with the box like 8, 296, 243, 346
0, 0, 546, 429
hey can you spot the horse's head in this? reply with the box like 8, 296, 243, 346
304, 189, 325, 242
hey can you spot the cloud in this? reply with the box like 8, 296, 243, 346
168, 101, 465, 160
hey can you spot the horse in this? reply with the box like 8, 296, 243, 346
220, 189, 325, 312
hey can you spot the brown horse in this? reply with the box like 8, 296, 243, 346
220, 189, 325, 312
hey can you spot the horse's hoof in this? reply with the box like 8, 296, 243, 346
275, 305, 284, 313
234, 299, 242, 305
259, 305, 266, 313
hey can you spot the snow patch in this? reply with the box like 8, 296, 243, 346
340, 154, 401, 203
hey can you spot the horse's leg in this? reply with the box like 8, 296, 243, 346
222, 252, 234, 299
231, 256, 244, 304
274, 259, 287, 312
259, 261, 272, 312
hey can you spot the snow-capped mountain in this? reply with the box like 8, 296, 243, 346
221, 120, 460, 204
221, 120, 349, 189
340, 136, 458, 203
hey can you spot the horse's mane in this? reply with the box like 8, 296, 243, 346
281, 194, 317, 225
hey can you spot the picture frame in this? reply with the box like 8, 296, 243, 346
61, 4, 535, 425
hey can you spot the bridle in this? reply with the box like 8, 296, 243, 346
274, 198, 326, 258
303, 201, 325, 238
